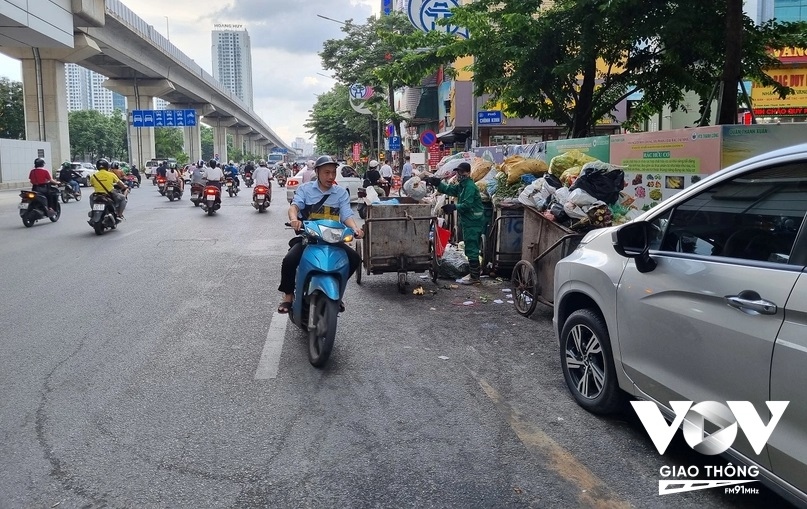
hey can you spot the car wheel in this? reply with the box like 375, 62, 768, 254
559, 309, 623, 415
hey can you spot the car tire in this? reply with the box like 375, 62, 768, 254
559, 308, 623, 415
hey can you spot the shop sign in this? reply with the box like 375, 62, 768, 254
751, 68, 807, 108
769, 46, 807, 64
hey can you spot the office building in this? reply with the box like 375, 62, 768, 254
64, 63, 125, 115
212, 25, 254, 109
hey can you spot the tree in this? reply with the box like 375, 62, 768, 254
320, 12, 450, 164
305, 84, 372, 157
0, 77, 24, 139
432, 0, 807, 136
154, 127, 184, 159
201, 126, 213, 161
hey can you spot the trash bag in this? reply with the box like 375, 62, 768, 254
569, 162, 626, 205
403, 176, 429, 201
548, 149, 598, 178
438, 245, 469, 279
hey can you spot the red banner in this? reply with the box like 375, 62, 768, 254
428, 145, 442, 168
352, 143, 361, 161
753, 107, 807, 116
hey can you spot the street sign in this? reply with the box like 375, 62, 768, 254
389, 136, 401, 151
428, 144, 442, 168
406, 0, 469, 38
477, 110, 503, 125
382, 0, 393, 16
271, 148, 288, 154
420, 129, 437, 147
130, 109, 198, 127
352, 143, 361, 161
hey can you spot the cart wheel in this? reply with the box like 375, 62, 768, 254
355, 240, 363, 285
397, 273, 407, 294
512, 260, 538, 317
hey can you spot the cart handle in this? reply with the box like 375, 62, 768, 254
530, 233, 584, 265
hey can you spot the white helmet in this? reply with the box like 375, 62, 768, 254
368, 159, 379, 169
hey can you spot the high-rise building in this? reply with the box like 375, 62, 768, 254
212, 25, 254, 109
64, 63, 125, 115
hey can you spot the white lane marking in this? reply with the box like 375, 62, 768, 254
254, 311, 289, 379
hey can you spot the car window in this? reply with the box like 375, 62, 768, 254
649, 163, 807, 264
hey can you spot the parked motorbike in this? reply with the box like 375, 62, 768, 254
244, 172, 254, 188
87, 193, 120, 235
156, 175, 167, 195
165, 181, 182, 202
252, 184, 271, 212
285, 219, 355, 367
189, 183, 204, 207
201, 185, 222, 215
225, 176, 239, 197
60, 183, 82, 203
19, 186, 60, 227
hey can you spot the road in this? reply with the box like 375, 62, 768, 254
0, 181, 789, 508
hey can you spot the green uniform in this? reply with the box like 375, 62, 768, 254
437, 177, 485, 279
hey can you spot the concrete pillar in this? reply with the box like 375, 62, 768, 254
20, 58, 70, 170
211, 117, 238, 163
125, 95, 156, 169
182, 123, 202, 164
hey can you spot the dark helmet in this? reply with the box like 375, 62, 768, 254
96, 158, 110, 170
34, 157, 46, 168
111, 161, 120, 169
314, 155, 338, 171
208, 159, 217, 168
61, 161, 71, 170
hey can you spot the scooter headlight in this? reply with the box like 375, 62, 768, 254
318, 226, 345, 244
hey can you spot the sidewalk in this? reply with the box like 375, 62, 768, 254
0, 181, 29, 191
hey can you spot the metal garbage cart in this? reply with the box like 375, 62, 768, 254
512, 205, 584, 317
480, 201, 524, 278
355, 196, 439, 293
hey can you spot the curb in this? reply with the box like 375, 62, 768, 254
0, 181, 29, 191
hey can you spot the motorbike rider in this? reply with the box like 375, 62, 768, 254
58, 161, 82, 196
90, 158, 129, 219
130, 164, 141, 184
28, 157, 60, 218
203, 159, 225, 192
165, 163, 184, 193
155, 161, 168, 179
277, 155, 364, 314
110, 161, 125, 180
190, 160, 206, 186
253, 160, 272, 188
225, 160, 240, 189
243, 160, 256, 178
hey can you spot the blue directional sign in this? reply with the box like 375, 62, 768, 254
389, 135, 401, 151
382, 0, 393, 16
130, 109, 198, 128
477, 110, 503, 125
271, 148, 288, 154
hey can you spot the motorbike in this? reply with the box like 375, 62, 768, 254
252, 184, 271, 212
244, 172, 254, 188
60, 182, 82, 203
19, 186, 60, 227
165, 180, 182, 202
156, 175, 167, 195
285, 219, 355, 367
276, 174, 287, 187
201, 185, 222, 215
189, 183, 205, 206
125, 175, 139, 189
225, 176, 239, 197
87, 192, 120, 235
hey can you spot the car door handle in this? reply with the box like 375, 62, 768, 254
725, 290, 777, 315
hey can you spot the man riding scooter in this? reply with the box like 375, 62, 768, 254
58, 161, 82, 198
276, 155, 364, 314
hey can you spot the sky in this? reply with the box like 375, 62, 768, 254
0, 0, 381, 146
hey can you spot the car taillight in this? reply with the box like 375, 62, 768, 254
288, 179, 299, 187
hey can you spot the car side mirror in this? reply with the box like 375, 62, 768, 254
612, 221, 657, 273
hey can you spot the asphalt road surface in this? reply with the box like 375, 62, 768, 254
0, 181, 791, 508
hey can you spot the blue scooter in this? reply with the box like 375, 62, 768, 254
286, 219, 356, 367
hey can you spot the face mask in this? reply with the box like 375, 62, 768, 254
458, 174, 469, 181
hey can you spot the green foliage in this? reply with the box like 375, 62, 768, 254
68, 110, 127, 160
154, 127, 184, 159
431, 0, 807, 136
0, 77, 24, 139
201, 126, 213, 161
